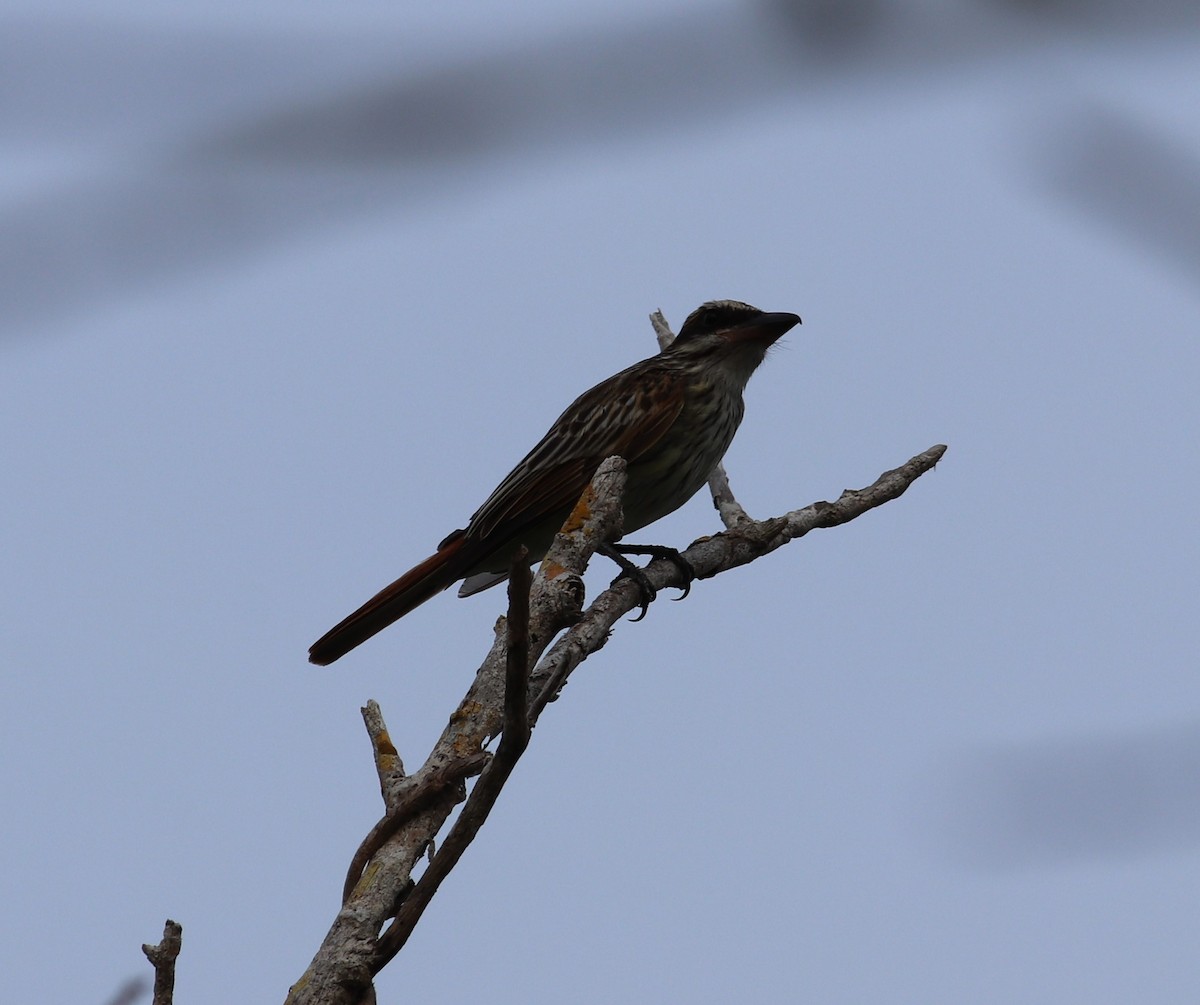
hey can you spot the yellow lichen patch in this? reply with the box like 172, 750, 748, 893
354, 857, 381, 895
285, 968, 312, 1001
452, 734, 480, 758
541, 559, 568, 580
450, 700, 483, 725
373, 729, 399, 758
559, 484, 597, 534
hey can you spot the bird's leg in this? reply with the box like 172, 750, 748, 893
596, 542, 695, 622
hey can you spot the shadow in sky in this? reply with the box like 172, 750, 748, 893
2, 1, 1198, 337
100, 976, 147, 1005
1033, 105, 1200, 282
932, 720, 1200, 868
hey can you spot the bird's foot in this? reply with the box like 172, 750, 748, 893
597, 542, 695, 621
610, 544, 695, 599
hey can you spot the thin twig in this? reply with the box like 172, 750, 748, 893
141, 920, 182, 1005
706, 462, 753, 530
362, 700, 406, 801
501, 548, 532, 754
649, 308, 675, 351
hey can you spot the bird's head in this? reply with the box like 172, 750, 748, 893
675, 300, 801, 347
670, 300, 802, 384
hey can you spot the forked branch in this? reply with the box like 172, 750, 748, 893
285, 313, 947, 1005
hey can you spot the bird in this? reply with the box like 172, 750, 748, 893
309, 299, 801, 665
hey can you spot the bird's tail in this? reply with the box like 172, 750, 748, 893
309, 532, 473, 665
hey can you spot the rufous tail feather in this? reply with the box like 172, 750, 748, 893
308, 534, 471, 665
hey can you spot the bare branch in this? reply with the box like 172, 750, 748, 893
287, 458, 628, 1005
141, 920, 182, 1005
341, 727, 489, 906
371, 550, 537, 967
501, 549, 533, 753
779, 445, 946, 539
528, 443, 946, 726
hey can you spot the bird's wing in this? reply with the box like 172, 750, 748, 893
466, 362, 685, 544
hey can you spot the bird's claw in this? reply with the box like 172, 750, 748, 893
600, 542, 694, 620
665, 551, 695, 601
612, 565, 657, 622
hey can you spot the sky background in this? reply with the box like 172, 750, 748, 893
4, 2, 1200, 1002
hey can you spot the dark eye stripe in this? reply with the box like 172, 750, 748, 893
676, 300, 762, 341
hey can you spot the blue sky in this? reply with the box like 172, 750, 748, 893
3, 3, 1200, 1002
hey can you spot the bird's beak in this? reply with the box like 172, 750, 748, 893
728, 311, 802, 345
